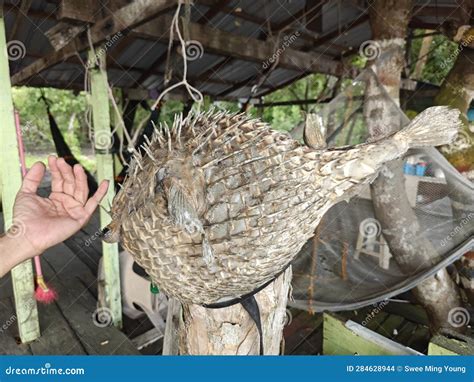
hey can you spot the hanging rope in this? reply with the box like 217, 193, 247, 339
150, 0, 203, 111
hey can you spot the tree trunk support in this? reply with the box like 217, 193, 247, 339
367, 0, 462, 333
178, 267, 292, 355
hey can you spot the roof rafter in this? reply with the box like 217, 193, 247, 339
11, 0, 177, 85
132, 15, 342, 76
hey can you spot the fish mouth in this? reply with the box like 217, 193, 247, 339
100, 226, 118, 243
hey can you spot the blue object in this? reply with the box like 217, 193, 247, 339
467, 108, 474, 122
416, 163, 427, 176
404, 162, 416, 175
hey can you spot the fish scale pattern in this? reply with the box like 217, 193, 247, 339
104, 107, 461, 305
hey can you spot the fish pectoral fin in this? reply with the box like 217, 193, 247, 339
166, 182, 204, 235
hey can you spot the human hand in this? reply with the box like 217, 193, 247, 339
9, 156, 109, 258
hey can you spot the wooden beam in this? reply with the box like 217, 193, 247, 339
428, 332, 474, 355
57, 0, 99, 23
9, 0, 33, 41
0, 8, 40, 343
133, 15, 342, 76
412, 30, 434, 80
307, 13, 369, 50
304, 0, 323, 33
89, 47, 122, 328
2, 3, 55, 21
11, 0, 177, 85
197, 0, 230, 24
323, 314, 421, 355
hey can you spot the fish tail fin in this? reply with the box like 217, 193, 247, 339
393, 106, 461, 149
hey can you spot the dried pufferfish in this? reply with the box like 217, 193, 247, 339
103, 106, 460, 305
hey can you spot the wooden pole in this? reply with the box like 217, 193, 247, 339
178, 268, 292, 355
89, 47, 122, 328
0, 8, 40, 343
411, 30, 434, 80
112, 89, 123, 176
366, 0, 462, 332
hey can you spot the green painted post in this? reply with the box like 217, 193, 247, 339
89, 48, 122, 328
0, 9, 40, 342
112, 89, 123, 176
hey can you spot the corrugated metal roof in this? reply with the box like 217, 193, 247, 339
3, 0, 465, 101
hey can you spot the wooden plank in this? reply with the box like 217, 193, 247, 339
133, 15, 343, 77
132, 328, 163, 350
162, 298, 181, 355
0, 8, 39, 343
0, 298, 32, 354
29, 300, 87, 355
40, 258, 139, 355
428, 333, 474, 355
58, 0, 99, 23
283, 310, 320, 354
412, 30, 434, 80
42, 242, 98, 296
11, 0, 176, 85
89, 48, 122, 328
323, 313, 420, 355
288, 315, 323, 355
375, 314, 406, 340
383, 301, 429, 326
428, 341, 458, 355
8, 0, 33, 41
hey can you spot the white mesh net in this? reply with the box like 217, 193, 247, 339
290, 68, 474, 312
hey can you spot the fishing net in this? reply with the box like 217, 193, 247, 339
289, 68, 474, 312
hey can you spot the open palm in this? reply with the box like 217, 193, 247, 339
12, 156, 109, 255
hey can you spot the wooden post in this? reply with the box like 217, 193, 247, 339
366, 0, 462, 332
178, 268, 292, 355
0, 8, 40, 343
112, 89, 123, 176
89, 48, 122, 328
412, 30, 434, 80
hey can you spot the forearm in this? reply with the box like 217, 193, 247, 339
0, 233, 37, 278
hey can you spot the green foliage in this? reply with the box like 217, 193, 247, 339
257, 73, 331, 132
12, 87, 88, 152
409, 29, 458, 85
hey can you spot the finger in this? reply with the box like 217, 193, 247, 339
20, 162, 45, 194
48, 155, 63, 193
57, 157, 75, 196
73, 164, 88, 205
84, 180, 109, 216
